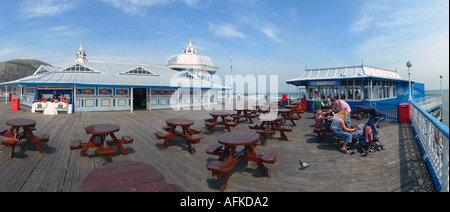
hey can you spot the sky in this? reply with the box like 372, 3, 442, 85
0, 0, 448, 91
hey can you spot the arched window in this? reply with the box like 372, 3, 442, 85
120, 67, 158, 76
60, 64, 96, 72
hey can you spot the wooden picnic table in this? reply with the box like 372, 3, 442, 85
351, 105, 368, 119
73, 124, 132, 161
157, 119, 202, 154
206, 131, 277, 192
277, 108, 296, 126
249, 114, 293, 145
204, 112, 237, 135
80, 161, 184, 192
1, 119, 49, 158
284, 105, 302, 119
232, 108, 256, 124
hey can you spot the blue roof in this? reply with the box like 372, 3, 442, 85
1, 60, 229, 90
287, 65, 409, 86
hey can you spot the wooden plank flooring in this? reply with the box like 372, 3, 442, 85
0, 101, 434, 192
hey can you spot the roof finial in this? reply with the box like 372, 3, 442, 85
189, 32, 192, 46
75, 42, 87, 63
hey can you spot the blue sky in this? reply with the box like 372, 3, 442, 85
0, 0, 448, 91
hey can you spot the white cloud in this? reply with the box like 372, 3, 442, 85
350, 16, 373, 34
20, 0, 77, 19
352, 1, 449, 89
240, 15, 283, 43
100, 0, 199, 15
208, 23, 246, 39
260, 27, 282, 43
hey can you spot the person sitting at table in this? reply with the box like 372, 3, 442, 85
330, 98, 352, 127
330, 111, 357, 154
314, 110, 324, 129
326, 97, 332, 106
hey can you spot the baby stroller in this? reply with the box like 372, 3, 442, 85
353, 107, 385, 156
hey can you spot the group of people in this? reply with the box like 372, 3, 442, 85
314, 96, 359, 154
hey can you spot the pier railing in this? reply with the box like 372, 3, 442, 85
410, 95, 449, 192
366, 101, 399, 121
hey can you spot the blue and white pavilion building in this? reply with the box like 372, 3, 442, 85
1, 41, 227, 113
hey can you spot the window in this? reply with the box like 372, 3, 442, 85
355, 86, 361, 100
340, 87, 346, 99
333, 87, 339, 99
121, 67, 158, 76
61, 64, 95, 72
35, 67, 50, 75
175, 71, 198, 79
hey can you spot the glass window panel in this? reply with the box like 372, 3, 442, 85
309, 71, 319, 78
333, 87, 339, 99
355, 87, 361, 100
340, 87, 346, 99
317, 70, 327, 78
346, 67, 356, 76
373, 87, 378, 100
348, 87, 354, 99
336, 68, 345, 77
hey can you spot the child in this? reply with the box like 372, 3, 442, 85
315, 110, 324, 129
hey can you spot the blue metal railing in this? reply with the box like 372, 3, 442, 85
361, 100, 399, 121
410, 95, 449, 192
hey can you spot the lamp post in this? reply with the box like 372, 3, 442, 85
440, 75, 443, 95
406, 61, 412, 101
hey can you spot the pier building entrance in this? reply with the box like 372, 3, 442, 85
133, 88, 147, 110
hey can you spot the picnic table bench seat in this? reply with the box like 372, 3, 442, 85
70, 139, 83, 150
36, 134, 50, 143
0, 128, 7, 136
185, 134, 202, 144
282, 125, 294, 132
121, 135, 134, 144
96, 147, 117, 161
189, 128, 202, 135
1, 137, 20, 146
205, 144, 224, 155
261, 150, 278, 164
155, 131, 169, 140
226, 121, 238, 127
248, 124, 258, 129
207, 160, 234, 177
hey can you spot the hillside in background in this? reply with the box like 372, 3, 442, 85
0, 59, 51, 83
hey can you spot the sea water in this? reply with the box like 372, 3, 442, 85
426, 89, 449, 127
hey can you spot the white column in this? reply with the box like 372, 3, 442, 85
131, 87, 134, 113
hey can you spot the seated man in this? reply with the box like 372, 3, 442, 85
329, 111, 358, 154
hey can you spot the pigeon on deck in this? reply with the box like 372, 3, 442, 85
299, 160, 310, 170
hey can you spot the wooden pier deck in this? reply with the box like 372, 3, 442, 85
0, 102, 434, 192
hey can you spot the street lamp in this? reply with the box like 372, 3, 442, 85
440, 75, 443, 95
406, 61, 412, 101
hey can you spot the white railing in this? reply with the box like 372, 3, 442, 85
410, 95, 449, 192
413, 94, 443, 111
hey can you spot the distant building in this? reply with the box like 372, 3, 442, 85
286, 65, 425, 120
1, 38, 227, 113
167, 35, 219, 83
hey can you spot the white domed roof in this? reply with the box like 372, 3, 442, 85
167, 53, 214, 67
166, 36, 216, 69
